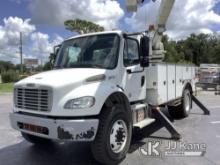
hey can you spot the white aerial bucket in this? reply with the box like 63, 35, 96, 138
125, 0, 143, 12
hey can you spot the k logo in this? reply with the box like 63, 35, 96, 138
139, 140, 161, 157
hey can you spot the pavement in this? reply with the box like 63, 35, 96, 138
0, 91, 220, 165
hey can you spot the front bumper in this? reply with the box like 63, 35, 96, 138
10, 113, 99, 141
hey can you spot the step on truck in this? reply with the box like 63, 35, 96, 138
10, 0, 198, 164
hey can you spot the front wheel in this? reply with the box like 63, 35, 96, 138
91, 104, 132, 165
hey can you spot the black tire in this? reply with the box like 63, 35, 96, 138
91, 104, 132, 165
21, 132, 51, 144
168, 89, 192, 119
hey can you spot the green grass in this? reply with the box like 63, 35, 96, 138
0, 83, 14, 94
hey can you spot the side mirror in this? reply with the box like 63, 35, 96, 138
50, 44, 61, 67
140, 36, 150, 67
53, 48, 59, 60
54, 44, 61, 56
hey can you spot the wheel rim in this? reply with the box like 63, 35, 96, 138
184, 93, 191, 112
110, 119, 128, 154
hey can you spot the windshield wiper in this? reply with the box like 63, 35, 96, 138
68, 63, 105, 69
54, 66, 63, 69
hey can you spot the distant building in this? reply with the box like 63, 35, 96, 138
24, 58, 38, 68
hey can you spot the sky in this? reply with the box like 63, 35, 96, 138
0, 0, 220, 64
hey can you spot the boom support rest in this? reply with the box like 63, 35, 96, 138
151, 106, 181, 140
192, 95, 210, 115
151, 96, 210, 140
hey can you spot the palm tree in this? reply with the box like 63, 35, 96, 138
64, 19, 104, 34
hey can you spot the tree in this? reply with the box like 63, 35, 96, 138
15, 64, 27, 73
211, 45, 220, 62
49, 53, 56, 67
183, 33, 209, 65
43, 62, 52, 71
0, 61, 15, 74
162, 35, 181, 63
64, 19, 104, 34
35, 65, 43, 72
162, 33, 220, 65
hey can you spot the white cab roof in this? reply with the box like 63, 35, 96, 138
65, 30, 123, 41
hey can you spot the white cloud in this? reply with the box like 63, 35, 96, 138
31, 32, 51, 54
28, 0, 124, 30
0, 17, 63, 64
0, 17, 36, 63
30, 32, 63, 62
125, 0, 220, 39
0, 17, 35, 48
51, 35, 64, 47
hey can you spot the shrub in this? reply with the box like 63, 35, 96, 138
1, 70, 19, 83
18, 75, 28, 81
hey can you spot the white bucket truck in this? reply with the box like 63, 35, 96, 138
10, 0, 197, 164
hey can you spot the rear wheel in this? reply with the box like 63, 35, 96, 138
91, 104, 132, 165
168, 89, 192, 119
21, 132, 51, 144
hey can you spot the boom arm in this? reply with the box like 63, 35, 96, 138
125, 0, 175, 61
153, 0, 175, 50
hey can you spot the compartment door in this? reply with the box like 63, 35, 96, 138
176, 65, 183, 98
167, 65, 176, 100
157, 64, 168, 104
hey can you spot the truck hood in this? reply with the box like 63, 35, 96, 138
15, 68, 106, 88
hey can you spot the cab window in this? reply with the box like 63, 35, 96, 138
123, 38, 140, 67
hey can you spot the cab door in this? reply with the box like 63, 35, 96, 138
122, 37, 146, 102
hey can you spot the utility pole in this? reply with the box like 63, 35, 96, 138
19, 32, 23, 73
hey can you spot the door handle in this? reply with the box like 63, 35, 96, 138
141, 76, 145, 87
126, 68, 144, 74
127, 69, 132, 74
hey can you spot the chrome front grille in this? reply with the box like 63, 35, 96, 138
14, 87, 52, 112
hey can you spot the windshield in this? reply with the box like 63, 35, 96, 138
54, 34, 120, 69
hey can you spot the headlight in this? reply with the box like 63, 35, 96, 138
64, 96, 95, 109
85, 74, 106, 83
